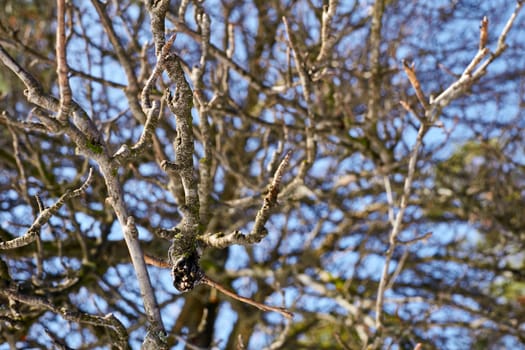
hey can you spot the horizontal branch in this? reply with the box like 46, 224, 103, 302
0, 286, 128, 349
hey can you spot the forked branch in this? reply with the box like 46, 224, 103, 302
200, 150, 292, 248
0, 168, 94, 250
144, 254, 293, 319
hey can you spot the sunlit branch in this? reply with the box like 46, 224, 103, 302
200, 150, 292, 248
56, 0, 72, 123
163, 52, 200, 235
402, 60, 429, 111
316, 0, 338, 62
374, 5, 524, 340
101, 163, 166, 346
430, 2, 523, 118
112, 97, 163, 163
191, 7, 213, 226
0, 168, 93, 250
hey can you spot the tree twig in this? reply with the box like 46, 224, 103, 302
374, 6, 523, 342
201, 276, 293, 319
0, 168, 94, 250
316, 0, 338, 62
402, 60, 429, 111
200, 150, 292, 248
282, 17, 315, 172
0, 287, 129, 349
143, 254, 293, 319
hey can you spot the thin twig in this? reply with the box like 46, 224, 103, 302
366, 0, 385, 123
263, 320, 291, 350
0, 168, 94, 250
479, 16, 488, 50
397, 231, 432, 245
0, 45, 41, 91
334, 333, 352, 350
7, 125, 29, 204
403, 60, 429, 110
0, 44, 100, 142
143, 254, 293, 319
385, 248, 409, 291
200, 150, 292, 248
144, 254, 170, 268
91, 0, 144, 123
375, 122, 427, 331
282, 17, 315, 172
201, 276, 293, 319
383, 175, 395, 226
316, 0, 338, 62
374, 6, 524, 340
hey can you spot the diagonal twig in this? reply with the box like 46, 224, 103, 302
316, 0, 338, 63
201, 276, 293, 319
0, 168, 94, 250
143, 255, 293, 319
200, 150, 292, 248
403, 60, 429, 111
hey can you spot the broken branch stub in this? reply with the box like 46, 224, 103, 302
167, 235, 204, 292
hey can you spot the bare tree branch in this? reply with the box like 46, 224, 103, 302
56, 0, 73, 122
202, 276, 293, 319
0, 168, 93, 250
0, 287, 129, 349
200, 150, 292, 248
374, 6, 524, 341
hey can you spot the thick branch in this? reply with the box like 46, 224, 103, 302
99, 162, 167, 347
163, 54, 200, 236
